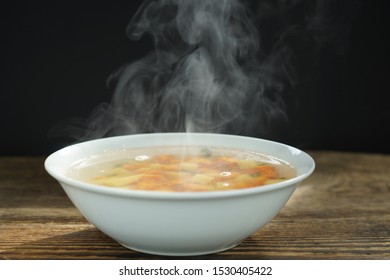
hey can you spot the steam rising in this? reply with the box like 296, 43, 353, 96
82, 0, 289, 139
49, 0, 360, 144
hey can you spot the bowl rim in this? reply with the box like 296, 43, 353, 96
45, 133, 315, 200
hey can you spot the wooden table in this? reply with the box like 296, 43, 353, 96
1, 151, 389, 259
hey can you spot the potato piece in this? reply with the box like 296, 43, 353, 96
190, 174, 214, 184
180, 162, 199, 172
238, 159, 258, 169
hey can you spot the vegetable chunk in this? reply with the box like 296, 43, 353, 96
84, 147, 295, 192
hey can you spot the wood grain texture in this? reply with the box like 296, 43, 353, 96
1, 152, 390, 259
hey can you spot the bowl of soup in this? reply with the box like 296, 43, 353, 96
45, 133, 315, 256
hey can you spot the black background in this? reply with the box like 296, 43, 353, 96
1, 0, 389, 156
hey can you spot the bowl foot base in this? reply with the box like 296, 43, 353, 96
119, 242, 241, 256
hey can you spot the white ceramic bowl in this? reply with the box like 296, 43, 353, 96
45, 133, 314, 256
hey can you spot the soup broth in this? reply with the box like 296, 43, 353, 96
67, 146, 296, 192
